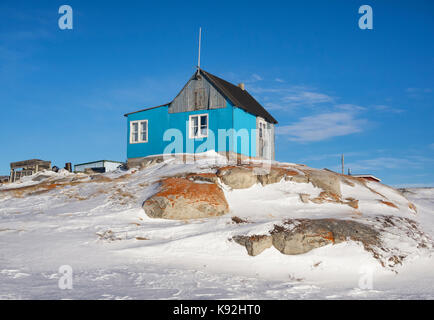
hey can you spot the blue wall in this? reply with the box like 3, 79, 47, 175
233, 107, 257, 157
126, 101, 257, 159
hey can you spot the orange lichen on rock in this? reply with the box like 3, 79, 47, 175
379, 200, 398, 209
322, 231, 335, 243
143, 177, 229, 219
311, 191, 342, 204
156, 177, 225, 207
408, 202, 417, 213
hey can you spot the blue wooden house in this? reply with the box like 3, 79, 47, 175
124, 68, 277, 165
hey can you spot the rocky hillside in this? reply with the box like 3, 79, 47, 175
1, 153, 432, 278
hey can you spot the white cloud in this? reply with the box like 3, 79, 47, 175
276, 112, 368, 142
405, 87, 433, 99
343, 156, 434, 172
406, 87, 432, 93
282, 91, 333, 106
251, 74, 263, 81
275, 78, 285, 83
335, 104, 367, 112
373, 104, 404, 114
299, 151, 365, 162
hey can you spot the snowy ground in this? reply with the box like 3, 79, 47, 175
0, 156, 433, 299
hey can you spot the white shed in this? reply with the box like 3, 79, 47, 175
74, 160, 124, 173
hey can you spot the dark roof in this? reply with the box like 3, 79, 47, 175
123, 68, 277, 124
200, 69, 277, 124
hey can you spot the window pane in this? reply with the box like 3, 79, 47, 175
132, 122, 138, 132
200, 127, 207, 136
191, 116, 199, 137
133, 133, 138, 142
200, 115, 207, 127
141, 122, 147, 141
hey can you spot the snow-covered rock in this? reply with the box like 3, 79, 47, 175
142, 176, 229, 219
1, 155, 433, 299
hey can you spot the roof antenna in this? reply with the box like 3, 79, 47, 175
197, 27, 202, 71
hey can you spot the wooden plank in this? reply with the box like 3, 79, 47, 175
169, 75, 226, 113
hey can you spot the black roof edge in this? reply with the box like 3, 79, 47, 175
199, 69, 278, 124
75, 160, 124, 166
123, 103, 170, 117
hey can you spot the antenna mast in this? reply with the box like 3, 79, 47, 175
197, 27, 202, 70
341, 154, 344, 175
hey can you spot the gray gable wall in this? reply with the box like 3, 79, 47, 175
169, 74, 227, 113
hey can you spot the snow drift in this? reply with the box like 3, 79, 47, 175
0, 153, 433, 299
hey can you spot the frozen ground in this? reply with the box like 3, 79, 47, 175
0, 156, 433, 299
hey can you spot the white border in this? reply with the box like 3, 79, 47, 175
130, 120, 148, 144
189, 113, 208, 139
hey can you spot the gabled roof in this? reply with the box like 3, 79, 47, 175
199, 69, 277, 124
124, 68, 277, 124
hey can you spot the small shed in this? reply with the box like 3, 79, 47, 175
0, 176, 10, 184
10, 159, 51, 182
74, 160, 124, 173
351, 174, 381, 183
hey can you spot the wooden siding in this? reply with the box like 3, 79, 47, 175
169, 75, 226, 113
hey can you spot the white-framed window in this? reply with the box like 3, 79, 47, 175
130, 120, 148, 143
189, 114, 208, 139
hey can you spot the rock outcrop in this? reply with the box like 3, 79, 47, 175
257, 166, 300, 186
232, 235, 273, 256
143, 177, 229, 219
216, 166, 258, 189
232, 218, 383, 258
270, 218, 380, 255
217, 165, 305, 189
302, 170, 342, 198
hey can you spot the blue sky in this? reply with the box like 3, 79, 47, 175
0, 0, 433, 186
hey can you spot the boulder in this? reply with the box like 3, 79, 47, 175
257, 167, 299, 186
310, 191, 341, 204
299, 193, 310, 204
217, 166, 258, 189
287, 174, 309, 184
233, 235, 273, 256
271, 219, 380, 255
304, 170, 342, 198
186, 172, 219, 184
345, 197, 359, 209
143, 177, 229, 219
